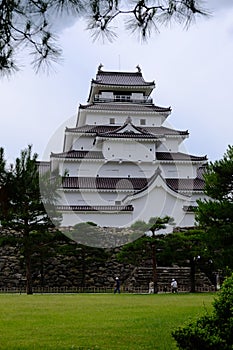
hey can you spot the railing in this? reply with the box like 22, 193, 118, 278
94, 95, 153, 104
0, 285, 216, 294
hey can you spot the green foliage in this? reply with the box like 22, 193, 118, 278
0, 145, 59, 232
117, 235, 151, 265
0, 145, 61, 294
117, 217, 174, 265
160, 229, 207, 264
196, 145, 233, 271
203, 145, 233, 203
172, 273, 233, 350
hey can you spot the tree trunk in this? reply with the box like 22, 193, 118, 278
151, 240, 158, 293
81, 247, 86, 288
24, 229, 33, 295
190, 258, 196, 293
25, 251, 33, 294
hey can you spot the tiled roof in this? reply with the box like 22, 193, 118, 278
62, 177, 149, 190
62, 176, 205, 193
50, 150, 205, 162
51, 150, 104, 159
93, 71, 154, 87
80, 102, 171, 113
97, 123, 159, 139
145, 126, 188, 136
156, 152, 207, 162
66, 125, 188, 137
56, 205, 134, 212
166, 178, 205, 192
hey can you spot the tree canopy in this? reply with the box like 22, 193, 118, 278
172, 272, 233, 349
0, 145, 61, 294
0, 0, 209, 76
196, 145, 233, 271
117, 216, 174, 293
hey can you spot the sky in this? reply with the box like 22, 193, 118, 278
0, 1, 233, 164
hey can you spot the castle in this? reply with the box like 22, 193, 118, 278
45, 65, 208, 232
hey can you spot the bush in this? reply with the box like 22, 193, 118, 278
172, 273, 233, 350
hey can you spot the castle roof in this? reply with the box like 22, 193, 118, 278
62, 177, 148, 190
79, 102, 171, 113
166, 178, 205, 192
96, 120, 160, 140
61, 176, 205, 193
66, 125, 189, 137
93, 69, 155, 87
56, 204, 134, 212
157, 152, 207, 162
51, 150, 104, 159
51, 150, 206, 163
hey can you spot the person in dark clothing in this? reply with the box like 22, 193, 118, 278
114, 277, 121, 294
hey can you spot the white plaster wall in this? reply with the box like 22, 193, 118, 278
178, 212, 197, 227
58, 161, 102, 177
72, 136, 95, 150
157, 139, 180, 152
61, 212, 134, 228
85, 112, 164, 127
121, 180, 198, 228
161, 163, 198, 178
58, 182, 206, 229
98, 162, 153, 178
103, 140, 155, 162
59, 190, 129, 206
59, 159, 161, 178
59, 188, 196, 229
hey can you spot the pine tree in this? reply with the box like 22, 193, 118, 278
196, 145, 233, 271
0, 145, 61, 294
0, 0, 208, 76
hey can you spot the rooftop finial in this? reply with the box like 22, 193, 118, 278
98, 63, 103, 72
136, 64, 141, 73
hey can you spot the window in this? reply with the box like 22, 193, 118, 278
140, 119, 146, 125
110, 118, 115, 124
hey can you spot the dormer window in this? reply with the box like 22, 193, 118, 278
110, 118, 115, 124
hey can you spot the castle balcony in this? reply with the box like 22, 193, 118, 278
94, 94, 153, 104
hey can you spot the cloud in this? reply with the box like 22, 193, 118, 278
0, 4, 232, 164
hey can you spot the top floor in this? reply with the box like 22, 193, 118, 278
87, 65, 155, 103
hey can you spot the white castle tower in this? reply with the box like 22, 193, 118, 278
49, 65, 208, 230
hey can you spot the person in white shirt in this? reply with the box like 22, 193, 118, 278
171, 278, 178, 293
148, 281, 154, 294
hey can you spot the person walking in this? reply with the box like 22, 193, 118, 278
171, 278, 178, 293
114, 277, 121, 294
148, 281, 154, 294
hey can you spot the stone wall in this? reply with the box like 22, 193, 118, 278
0, 229, 215, 293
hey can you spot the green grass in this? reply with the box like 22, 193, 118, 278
0, 293, 215, 350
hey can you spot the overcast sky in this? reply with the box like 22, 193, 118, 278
0, 1, 233, 164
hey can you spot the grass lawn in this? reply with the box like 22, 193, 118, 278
0, 293, 215, 350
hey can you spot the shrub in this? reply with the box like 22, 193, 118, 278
172, 273, 233, 350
